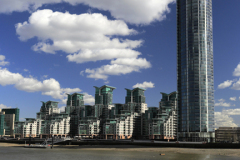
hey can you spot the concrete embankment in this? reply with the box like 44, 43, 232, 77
67, 141, 240, 148
1, 139, 240, 148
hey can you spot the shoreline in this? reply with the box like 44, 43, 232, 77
1, 143, 240, 157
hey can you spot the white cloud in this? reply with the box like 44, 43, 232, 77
218, 80, 233, 89
23, 69, 29, 72
0, 55, 9, 66
0, 104, 11, 109
215, 99, 231, 107
218, 63, 240, 90
72, 0, 176, 24
78, 52, 151, 80
67, 49, 141, 64
231, 78, 240, 90
42, 75, 48, 78
132, 81, 155, 89
215, 108, 240, 128
0, 68, 23, 86
42, 87, 81, 99
84, 63, 150, 80
233, 63, 240, 77
59, 106, 65, 112
222, 109, 240, 116
1, 0, 175, 24
80, 71, 84, 76
83, 92, 95, 105
215, 112, 238, 128
104, 81, 109, 84
230, 97, 236, 101
0, 67, 95, 105
16, 10, 138, 54
82, 54, 151, 80
0, 0, 60, 13
60, 92, 94, 105
16, 10, 151, 79
111, 58, 151, 68
61, 99, 68, 105
0, 67, 91, 103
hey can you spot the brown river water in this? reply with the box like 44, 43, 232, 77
0, 145, 239, 160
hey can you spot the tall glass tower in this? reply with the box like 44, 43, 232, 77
177, 0, 215, 141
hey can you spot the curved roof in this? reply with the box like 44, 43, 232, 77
94, 85, 116, 90
125, 87, 146, 92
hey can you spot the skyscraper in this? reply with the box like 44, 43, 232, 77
177, 0, 215, 141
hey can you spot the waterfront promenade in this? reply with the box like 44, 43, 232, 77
1, 139, 240, 149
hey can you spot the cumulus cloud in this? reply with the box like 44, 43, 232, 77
67, 49, 141, 64
0, 67, 93, 104
222, 109, 240, 116
215, 99, 231, 107
0, 104, 11, 109
42, 87, 81, 99
217, 63, 240, 91
16, 10, 138, 54
83, 92, 95, 105
0, 68, 23, 86
1, 0, 175, 24
111, 58, 151, 68
218, 80, 233, 89
231, 78, 240, 90
233, 63, 240, 77
85, 63, 149, 80
215, 112, 238, 128
0, 0, 61, 13
84, 57, 151, 80
230, 97, 236, 101
0, 55, 9, 66
132, 81, 155, 89
16, 10, 150, 80
59, 106, 65, 112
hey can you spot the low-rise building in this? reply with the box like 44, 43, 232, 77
79, 117, 100, 138
15, 118, 37, 138
15, 101, 70, 138
215, 127, 240, 143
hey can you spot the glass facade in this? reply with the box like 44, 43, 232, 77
177, 0, 214, 139
2, 108, 20, 122
67, 93, 84, 106
94, 85, 116, 105
0, 113, 5, 136
125, 88, 146, 104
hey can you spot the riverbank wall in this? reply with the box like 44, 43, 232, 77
1, 140, 240, 148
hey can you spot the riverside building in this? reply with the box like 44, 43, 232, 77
77, 86, 148, 140
0, 109, 5, 136
177, 0, 215, 142
15, 101, 70, 138
0, 108, 19, 137
215, 127, 240, 143
12, 85, 178, 140
147, 92, 177, 140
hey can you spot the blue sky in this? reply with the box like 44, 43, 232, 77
0, 0, 240, 128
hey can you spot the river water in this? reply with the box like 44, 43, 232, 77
0, 146, 239, 160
